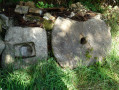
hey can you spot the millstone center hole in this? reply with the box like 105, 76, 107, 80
80, 37, 87, 44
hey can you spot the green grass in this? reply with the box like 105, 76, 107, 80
0, 36, 119, 90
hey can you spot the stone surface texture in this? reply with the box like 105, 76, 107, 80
25, 1, 35, 8
0, 39, 5, 54
43, 13, 56, 21
0, 18, 3, 32
0, 14, 9, 29
2, 27, 47, 69
52, 17, 111, 69
15, 5, 29, 14
70, 2, 88, 14
29, 8, 43, 15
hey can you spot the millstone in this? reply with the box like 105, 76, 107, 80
52, 17, 111, 69
2, 27, 48, 69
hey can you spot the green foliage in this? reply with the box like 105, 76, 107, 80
78, 0, 105, 12
36, 1, 54, 8
103, 6, 119, 37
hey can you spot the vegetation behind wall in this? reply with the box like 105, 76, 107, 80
0, 0, 119, 6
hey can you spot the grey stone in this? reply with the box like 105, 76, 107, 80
76, 2, 83, 8
2, 27, 48, 69
52, 17, 111, 69
43, 13, 56, 21
0, 14, 9, 26
0, 14, 10, 29
68, 12, 75, 18
92, 13, 102, 19
29, 8, 43, 15
71, 4, 77, 9
113, 6, 119, 10
15, 5, 29, 14
25, 1, 35, 8
23, 15, 41, 22
0, 18, 3, 32
0, 39, 5, 54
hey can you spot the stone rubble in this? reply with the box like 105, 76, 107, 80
25, 1, 35, 8
70, 2, 89, 15
43, 13, 56, 21
15, 5, 29, 14
29, 8, 43, 15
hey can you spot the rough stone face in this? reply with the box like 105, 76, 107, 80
29, 8, 43, 15
15, 5, 29, 14
70, 4, 77, 9
43, 13, 56, 21
52, 17, 111, 69
0, 39, 5, 54
23, 15, 41, 22
70, 2, 88, 13
0, 14, 14, 29
0, 14, 9, 29
25, 1, 35, 8
0, 18, 3, 33
2, 27, 48, 69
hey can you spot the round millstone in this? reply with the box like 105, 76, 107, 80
52, 17, 111, 69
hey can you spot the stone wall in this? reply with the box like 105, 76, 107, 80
0, 13, 111, 69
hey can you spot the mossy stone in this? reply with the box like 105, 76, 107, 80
43, 19, 54, 30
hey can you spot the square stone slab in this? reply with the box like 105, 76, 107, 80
2, 27, 48, 69
15, 5, 29, 14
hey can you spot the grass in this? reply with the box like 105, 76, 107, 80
0, 35, 119, 89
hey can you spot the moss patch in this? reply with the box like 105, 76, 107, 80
43, 19, 54, 30
85, 51, 92, 60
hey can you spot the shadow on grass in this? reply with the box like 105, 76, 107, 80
27, 58, 68, 90
0, 56, 119, 89
0, 58, 68, 90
